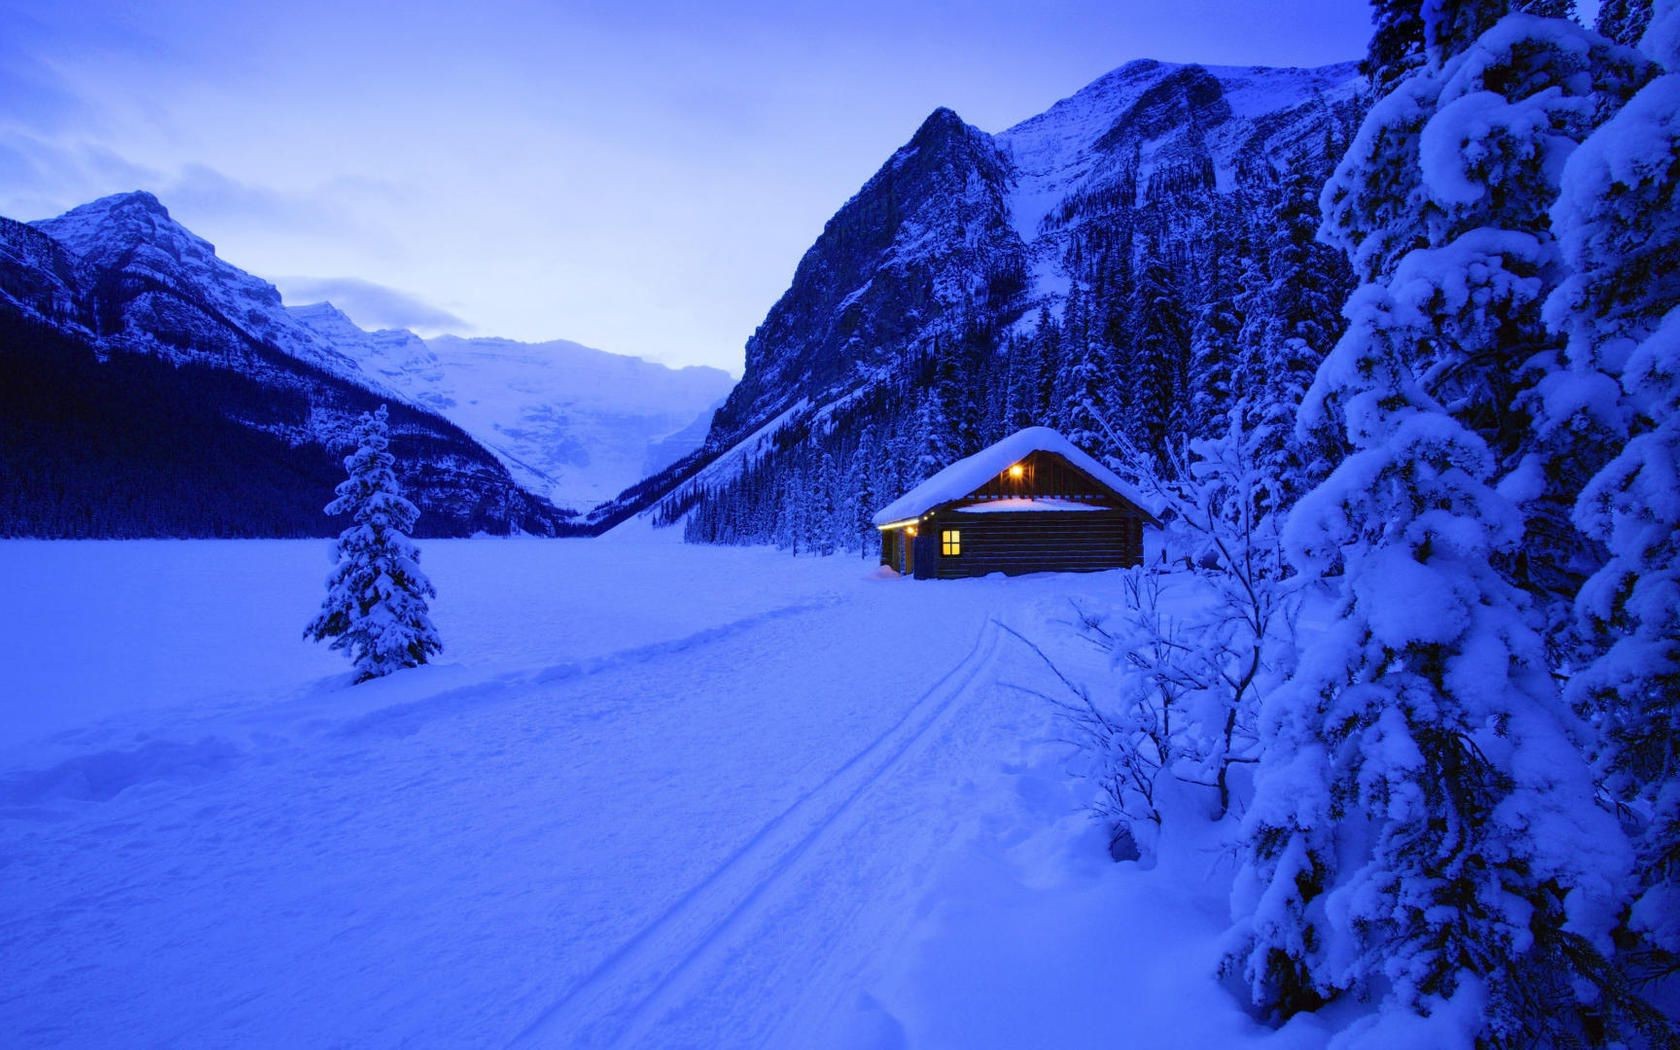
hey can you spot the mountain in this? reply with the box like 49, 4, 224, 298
285, 306, 733, 508
0, 191, 737, 536
0, 193, 573, 537
648, 59, 1366, 550
644, 396, 726, 477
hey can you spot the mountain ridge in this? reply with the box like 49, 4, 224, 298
699, 58, 1362, 463
657, 56, 1365, 549
0, 192, 732, 535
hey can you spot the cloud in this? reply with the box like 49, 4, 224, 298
0, 133, 163, 221
0, 0, 180, 138
0, 139, 403, 257
273, 275, 473, 334
163, 164, 403, 236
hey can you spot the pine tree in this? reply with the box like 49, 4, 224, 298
850, 438, 878, 558
1132, 249, 1192, 465
1233, 11, 1646, 1041
1060, 287, 1116, 456
1190, 211, 1244, 440
1547, 0, 1680, 984
1241, 166, 1351, 506
814, 450, 840, 556
1422, 0, 1512, 63
1596, 0, 1653, 44
1365, 0, 1427, 93
305, 405, 442, 682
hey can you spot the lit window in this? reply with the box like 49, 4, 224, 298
941, 529, 961, 556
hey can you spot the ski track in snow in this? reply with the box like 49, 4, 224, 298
1, 540, 1323, 1048
0, 539, 1073, 1047
515, 618, 1001, 1046
334, 595, 847, 742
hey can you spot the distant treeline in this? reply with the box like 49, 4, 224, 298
0, 312, 575, 539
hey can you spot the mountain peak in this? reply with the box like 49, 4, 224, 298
911, 106, 970, 143
94, 189, 168, 213
33, 189, 203, 265
50, 189, 175, 228
33, 190, 298, 339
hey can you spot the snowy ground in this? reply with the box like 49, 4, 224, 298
2, 532, 1336, 1048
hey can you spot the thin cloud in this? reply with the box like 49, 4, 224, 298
274, 275, 473, 334
0, 134, 162, 221
164, 164, 403, 236
0, 143, 400, 260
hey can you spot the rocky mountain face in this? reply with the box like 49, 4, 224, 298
662, 59, 1367, 551
710, 107, 1023, 442
0, 192, 721, 537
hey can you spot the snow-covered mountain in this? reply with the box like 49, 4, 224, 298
32, 192, 366, 380
0, 191, 727, 536
625, 59, 1365, 540
286, 302, 732, 508
419, 336, 731, 508
709, 59, 1361, 453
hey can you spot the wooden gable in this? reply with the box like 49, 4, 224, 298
952, 449, 1128, 507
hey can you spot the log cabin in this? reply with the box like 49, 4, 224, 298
873, 427, 1159, 579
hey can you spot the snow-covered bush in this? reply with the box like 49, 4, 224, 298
306, 405, 443, 682
1049, 405, 1299, 862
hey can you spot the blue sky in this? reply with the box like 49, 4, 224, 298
0, 1, 1371, 372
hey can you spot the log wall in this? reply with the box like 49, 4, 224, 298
912, 508, 1143, 579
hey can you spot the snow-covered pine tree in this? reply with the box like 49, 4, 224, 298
1052, 285, 1089, 431
849, 438, 878, 558
1331, 7, 1651, 634
1547, 0, 1680, 988
1190, 212, 1244, 441
814, 450, 841, 556
1131, 250, 1192, 465
1060, 329, 1115, 457
1366, 0, 1428, 91
1597, 0, 1655, 44
1422, 0, 1510, 62
305, 405, 442, 682
1243, 164, 1351, 508
1232, 9, 1649, 1042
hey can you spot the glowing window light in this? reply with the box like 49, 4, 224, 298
1008, 463, 1025, 479
942, 529, 961, 556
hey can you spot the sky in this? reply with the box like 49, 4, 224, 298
0, 1, 1372, 373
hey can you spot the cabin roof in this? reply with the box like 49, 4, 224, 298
871, 426, 1157, 526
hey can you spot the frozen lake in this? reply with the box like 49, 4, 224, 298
0, 534, 1293, 1048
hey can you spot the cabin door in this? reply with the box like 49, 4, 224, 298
901, 532, 915, 576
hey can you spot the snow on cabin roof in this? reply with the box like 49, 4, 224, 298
954, 497, 1103, 513
871, 427, 1157, 526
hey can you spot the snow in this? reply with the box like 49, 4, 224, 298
653, 397, 811, 513
954, 497, 1106, 513
995, 60, 1362, 309
871, 426, 1158, 525
33, 193, 365, 379
285, 306, 735, 510
24, 194, 733, 516
0, 538, 1422, 1047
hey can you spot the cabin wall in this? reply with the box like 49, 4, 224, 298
913, 509, 1145, 579
880, 527, 914, 575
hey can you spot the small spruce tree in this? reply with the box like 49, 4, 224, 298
306, 405, 442, 681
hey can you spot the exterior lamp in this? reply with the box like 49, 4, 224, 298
1008, 464, 1025, 480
